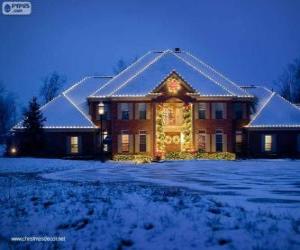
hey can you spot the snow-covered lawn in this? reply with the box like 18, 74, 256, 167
0, 158, 300, 249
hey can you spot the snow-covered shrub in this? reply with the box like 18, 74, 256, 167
195, 152, 236, 160
113, 154, 152, 164
165, 152, 194, 160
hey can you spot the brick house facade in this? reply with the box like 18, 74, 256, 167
10, 49, 300, 158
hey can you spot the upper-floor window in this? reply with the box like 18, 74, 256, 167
139, 130, 147, 152
234, 103, 243, 120
121, 103, 129, 120
215, 129, 223, 152
214, 103, 224, 119
198, 103, 206, 119
138, 103, 147, 120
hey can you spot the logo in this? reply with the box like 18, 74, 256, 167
2, 1, 31, 15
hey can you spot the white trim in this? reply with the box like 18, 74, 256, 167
90, 51, 162, 97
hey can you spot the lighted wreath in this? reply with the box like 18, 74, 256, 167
173, 135, 180, 145
165, 135, 172, 144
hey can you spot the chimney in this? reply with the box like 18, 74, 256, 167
174, 48, 181, 53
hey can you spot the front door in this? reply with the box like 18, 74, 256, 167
165, 132, 181, 152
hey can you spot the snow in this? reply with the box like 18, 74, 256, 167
92, 50, 250, 97
249, 92, 300, 127
1, 158, 300, 249
64, 76, 112, 116
37, 95, 95, 128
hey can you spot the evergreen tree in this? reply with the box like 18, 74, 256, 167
22, 97, 46, 155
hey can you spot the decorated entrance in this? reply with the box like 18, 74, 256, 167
155, 98, 193, 155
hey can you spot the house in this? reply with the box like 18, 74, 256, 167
10, 49, 300, 158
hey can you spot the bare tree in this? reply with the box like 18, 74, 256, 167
0, 82, 17, 140
40, 72, 66, 104
275, 59, 300, 103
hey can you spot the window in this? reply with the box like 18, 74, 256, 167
235, 131, 243, 153
234, 103, 243, 120
198, 103, 206, 119
97, 103, 110, 120
198, 130, 206, 152
139, 131, 147, 152
121, 103, 129, 120
264, 135, 272, 152
70, 136, 79, 154
138, 103, 147, 120
216, 130, 223, 152
121, 131, 129, 152
215, 103, 224, 119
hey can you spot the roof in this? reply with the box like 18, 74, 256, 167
90, 49, 252, 98
14, 76, 111, 129
244, 86, 300, 128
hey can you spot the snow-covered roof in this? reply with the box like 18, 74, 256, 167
244, 86, 300, 128
14, 76, 112, 129
90, 49, 252, 98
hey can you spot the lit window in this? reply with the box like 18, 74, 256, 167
216, 129, 223, 152
138, 103, 147, 120
70, 136, 79, 154
198, 130, 206, 152
139, 131, 147, 152
215, 103, 224, 119
121, 132, 129, 152
121, 103, 129, 120
234, 103, 243, 120
264, 135, 272, 152
235, 131, 242, 153
198, 103, 206, 119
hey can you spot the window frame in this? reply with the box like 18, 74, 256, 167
138, 103, 147, 120
198, 130, 206, 152
121, 131, 129, 153
215, 103, 224, 120
121, 103, 130, 120
264, 134, 272, 152
70, 136, 79, 154
235, 131, 243, 153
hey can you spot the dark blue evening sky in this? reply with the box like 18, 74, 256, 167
1, 0, 300, 105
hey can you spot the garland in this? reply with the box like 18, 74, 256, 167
156, 103, 166, 153
181, 103, 192, 151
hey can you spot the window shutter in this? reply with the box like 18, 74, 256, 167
129, 135, 134, 153
261, 134, 265, 152
66, 136, 71, 154
146, 134, 150, 152
211, 103, 216, 119
135, 134, 140, 153
223, 103, 227, 119
117, 103, 121, 120
205, 134, 210, 152
272, 135, 277, 153
129, 103, 133, 120
195, 133, 199, 151
211, 134, 216, 152
146, 103, 151, 120
117, 135, 122, 153
194, 103, 199, 119
135, 103, 139, 120
242, 103, 247, 119
206, 103, 210, 119
223, 134, 227, 152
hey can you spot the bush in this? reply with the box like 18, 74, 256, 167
113, 154, 152, 164
195, 152, 236, 160
165, 152, 194, 160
